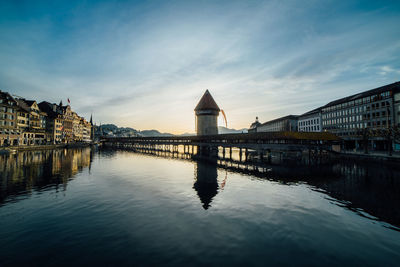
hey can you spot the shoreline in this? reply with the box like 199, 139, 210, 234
0, 143, 94, 153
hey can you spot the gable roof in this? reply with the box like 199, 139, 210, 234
16, 99, 31, 112
194, 90, 220, 111
38, 101, 61, 119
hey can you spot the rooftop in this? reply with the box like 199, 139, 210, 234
260, 115, 299, 126
194, 90, 220, 111
324, 81, 400, 108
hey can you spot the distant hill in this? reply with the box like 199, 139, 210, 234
138, 130, 174, 137
100, 124, 119, 131
218, 126, 248, 134
97, 124, 247, 137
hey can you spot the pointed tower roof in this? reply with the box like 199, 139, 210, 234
194, 90, 220, 111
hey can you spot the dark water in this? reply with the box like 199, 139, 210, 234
0, 148, 399, 266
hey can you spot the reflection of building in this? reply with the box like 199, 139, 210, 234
0, 148, 92, 204
0, 91, 19, 146
298, 108, 322, 132
193, 159, 219, 209
195, 90, 220, 136
256, 115, 298, 132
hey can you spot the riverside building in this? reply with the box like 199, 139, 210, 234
256, 115, 298, 132
298, 108, 322, 132
0, 91, 19, 146
321, 82, 400, 150
38, 101, 65, 144
16, 99, 47, 145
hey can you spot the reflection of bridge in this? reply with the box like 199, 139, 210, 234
102, 131, 341, 162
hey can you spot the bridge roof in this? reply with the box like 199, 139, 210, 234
104, 131, 340, 142
194, 90, 220, 111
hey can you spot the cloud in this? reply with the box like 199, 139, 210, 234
0, 0, 400, 133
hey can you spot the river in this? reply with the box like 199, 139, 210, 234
0, 148, 399, 266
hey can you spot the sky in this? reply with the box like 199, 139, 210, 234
0, 0, 400, 134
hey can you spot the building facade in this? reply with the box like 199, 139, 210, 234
16, 99, 47, 145
62, 105, 74, 143
0, 91, 19, 146
257, 115, 298, 132
321, 82, 400, 150
298, 108, 322, 132
38, 101, 64, 144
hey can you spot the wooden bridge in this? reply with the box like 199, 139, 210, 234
101, 131, 341, 162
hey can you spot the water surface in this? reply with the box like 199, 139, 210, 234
0, 148, 399, 266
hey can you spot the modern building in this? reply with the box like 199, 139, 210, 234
321, 81, 400, 150
195, 90, 220, 135
298, 108, 322, 132
0, 91, 19, 146
256, 115, 298, 132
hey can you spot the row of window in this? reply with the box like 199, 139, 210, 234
298, 118, 319, 126
0, 121, 14, 126
299, 125, 320, 131
322, 91, 392, 112
0, 107, 15, 113
326, 120, 392, 130
323, 102, 391, 119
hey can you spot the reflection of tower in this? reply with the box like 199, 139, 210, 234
195, 90, 220, 136
193, 159, 219, 209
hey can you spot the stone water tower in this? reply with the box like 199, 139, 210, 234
194, 90, 220, 135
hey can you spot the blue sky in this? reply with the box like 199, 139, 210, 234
1, 0, 400, 133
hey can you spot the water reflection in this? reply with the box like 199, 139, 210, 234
193, 159, 219, 209
0, 148, 92, 205
0, 148, 399, 230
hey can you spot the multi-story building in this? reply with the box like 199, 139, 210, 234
0, 91, 19, 146
72, 112, 83, 142
298, 108, 322, 132
256, 115, 298, 132
82, 118, 92, 142
321, 81, 400, 150
16, 99, 47, 145
16, 99, 30, 132
62, 105, 74, 143
38, 101, 64, 144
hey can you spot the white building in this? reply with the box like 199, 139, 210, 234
298, 108, 322, 132
257, 115, 298, 132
